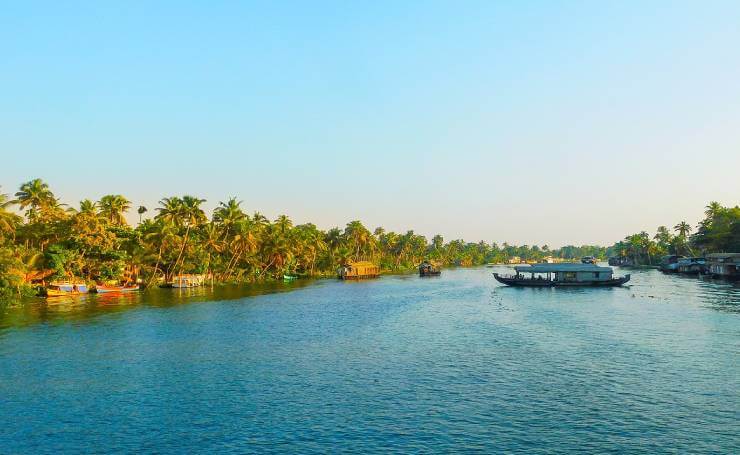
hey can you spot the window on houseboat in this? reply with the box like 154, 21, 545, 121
565, 272, 576, 280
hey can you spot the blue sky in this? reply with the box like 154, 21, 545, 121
2, 1, 739, 246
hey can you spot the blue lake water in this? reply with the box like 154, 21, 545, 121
1, 267, 739, 453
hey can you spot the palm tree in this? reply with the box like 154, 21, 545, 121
159, 195, 206, 278
137, 206, 148, 224
14, 178, 55, 221
98, 194, 131, 225
705, 201, 722, 219
0, 189, 21, 240
213, 198, 245, 239
674, 221, 691, 239
79, 199, 98, 214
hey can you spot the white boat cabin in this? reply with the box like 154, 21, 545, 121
514, 263, 614, 282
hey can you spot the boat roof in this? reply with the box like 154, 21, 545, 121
706, 253, 740, 259
514, 263, 613, 273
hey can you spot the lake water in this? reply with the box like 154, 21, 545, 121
1, 267, 739, 453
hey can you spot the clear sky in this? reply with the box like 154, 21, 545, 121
2, 1, 739, 247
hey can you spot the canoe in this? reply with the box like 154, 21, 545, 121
95, 284, 140, 293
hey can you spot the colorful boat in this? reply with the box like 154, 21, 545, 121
419, 261, 441, 277
45, 282, 90, 297
95, 284, 140, 293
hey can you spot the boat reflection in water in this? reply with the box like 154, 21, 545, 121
494, 263, 630, 287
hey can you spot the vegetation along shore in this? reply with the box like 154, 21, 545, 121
1, 179, 605, 304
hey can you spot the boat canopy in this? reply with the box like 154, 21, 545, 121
514, 263, 613, 274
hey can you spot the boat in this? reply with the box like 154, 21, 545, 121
581, 256, 596, 264
705, 253, 740, 280
337, 261, 380, 280
659, 255, 685, 273
44, 282, 90, 297
493, 263, 630, 287
94, 284, 140, 293
283, 275, 297, 282
419, 261, 441, 277
676, 257, 706, 275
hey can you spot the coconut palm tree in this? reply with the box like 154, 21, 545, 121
0, 189, 21, 240
137, 206, 148, 224
98, 195, 131, 225
674, 221, 691, 239
14, 178, 56, 222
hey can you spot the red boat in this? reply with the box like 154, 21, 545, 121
94, 284, 140, 293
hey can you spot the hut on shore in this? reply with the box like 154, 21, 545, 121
337, 261, 380, 280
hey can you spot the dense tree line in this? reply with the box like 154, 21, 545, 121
1, 179, 606, 300
610, 202, 740, 265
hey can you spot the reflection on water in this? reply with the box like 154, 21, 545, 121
1, 280, 318, 330
0, 267, 739, 453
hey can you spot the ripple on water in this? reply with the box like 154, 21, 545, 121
0, 268, 739, 453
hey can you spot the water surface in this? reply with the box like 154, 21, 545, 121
1, 267, 739, 453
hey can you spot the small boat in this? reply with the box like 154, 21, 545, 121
676, 257, 706, 275
45, 282, 89, 297
419, 261, 441, 277
164, 274, 206, 288
95, 284, 140, 293
493, 263, 630, 287
283, 275, 297, 282
659, 255, 685, 273
581, 256, 596, 264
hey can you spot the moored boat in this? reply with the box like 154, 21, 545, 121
95, 284, 140, 293
337, 261, 380, 280
44, 282, 90, 297
659, 255, 685, 273
676, 257, 706, 275
581, 256, 596, 264
493, 263, 630, 287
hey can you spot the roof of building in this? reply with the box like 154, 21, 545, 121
344, 261, 378, 267
706, 253, 740, 258
514, 263, 613, 273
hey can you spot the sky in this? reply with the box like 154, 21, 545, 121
2, 1, 739, 247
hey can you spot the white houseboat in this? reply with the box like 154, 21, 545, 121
493, 263, 630, 287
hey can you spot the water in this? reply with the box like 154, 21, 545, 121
1, 267, 739, 453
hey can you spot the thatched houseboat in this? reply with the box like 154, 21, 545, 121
337, 261, 380, 280
419, 261, 441, 277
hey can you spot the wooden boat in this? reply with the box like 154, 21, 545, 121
95, 284, 140, 293
493, 263, 630, 287
337, 261, 380, 280
419, 261, 441, 277
45, 282, 89, 297
676, 257, 706, 275
659, 255, 685, 273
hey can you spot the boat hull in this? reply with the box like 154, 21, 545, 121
493, 273, 630, 287
95, 285, 140, 293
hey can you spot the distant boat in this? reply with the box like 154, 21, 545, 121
659, 255, 685, 273
676, 257, 706, 275
705, 253, 740, 280
493, 263, 630, 287
419, 261, 441, 277
283, 275, 297, 282
45, 282, 89, 297
581, 256, 596, 264
95, 284, 140, 293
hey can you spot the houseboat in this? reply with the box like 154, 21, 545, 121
493, 263, 630, 287
659, 255, 685, 273
676, 257, 706, 275
705, 253, 740, 280
419, 261, 441, 277
44, 282, 90, 297
337, 261, 380, 280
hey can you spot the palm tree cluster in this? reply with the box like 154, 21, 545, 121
1, 178, 608, 300
610, 201, 740, 265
